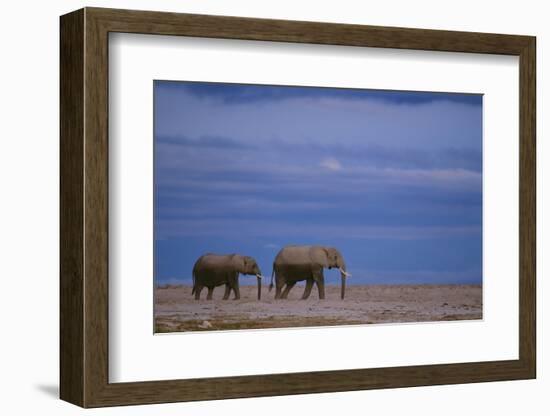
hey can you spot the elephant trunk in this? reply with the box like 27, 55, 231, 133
257, 275, 262, 300
339, 267, 350, 300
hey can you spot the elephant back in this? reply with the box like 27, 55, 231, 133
275, 245, 327, 268
195, 253, 237, 272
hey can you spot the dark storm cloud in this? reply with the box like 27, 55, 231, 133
155, 80, 482, 106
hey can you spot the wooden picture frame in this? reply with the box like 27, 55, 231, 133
60, 7, 536, 408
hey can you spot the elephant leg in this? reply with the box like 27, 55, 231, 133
274, 271, 286, 299
317, 281, 325, 299
226, 271, 240, 300
194, 285, 204, 300
311, 268, 326, 299
233, 284, 241, 300
206, 287, 214, 300
275, 283, 283, 299
301, 278, 314, 300
222, 284, 231, 300
314, 272, 325, 299
281, 282, 296, 299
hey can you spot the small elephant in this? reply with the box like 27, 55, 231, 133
192, 253, 263, 300
269, 245, 350, 300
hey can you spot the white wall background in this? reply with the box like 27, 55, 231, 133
0, 0, 545, 414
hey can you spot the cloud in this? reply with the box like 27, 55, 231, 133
156, 162, 481, 195
365, 167, 481, 188
156, 80, 482, 107
157, 135, 251, 149
156, 218, 481, 241
154, 83, 482, 152
320, 157, 342, 171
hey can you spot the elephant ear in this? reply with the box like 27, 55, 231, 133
231, 254, 245, 273
309, 246, 330, 268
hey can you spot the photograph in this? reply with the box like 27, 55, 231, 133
55, 6, 537, 408
153, 80, 483, 333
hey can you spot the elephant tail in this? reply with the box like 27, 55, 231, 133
269, 266, 275, 292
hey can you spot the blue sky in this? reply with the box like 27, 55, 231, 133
154, 81, 482, 285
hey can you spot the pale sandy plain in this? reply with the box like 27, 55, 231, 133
154, 284, 482, 333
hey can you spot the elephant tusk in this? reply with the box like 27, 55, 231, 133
256, 274, 266, 279
339, 268, 351, 277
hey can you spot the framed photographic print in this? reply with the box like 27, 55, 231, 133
60, 7, 536, 408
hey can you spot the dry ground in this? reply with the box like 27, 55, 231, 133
154, 284, 482, 333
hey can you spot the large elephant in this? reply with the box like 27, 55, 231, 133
192, 253, 263, 300
269, 245, 351, 300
